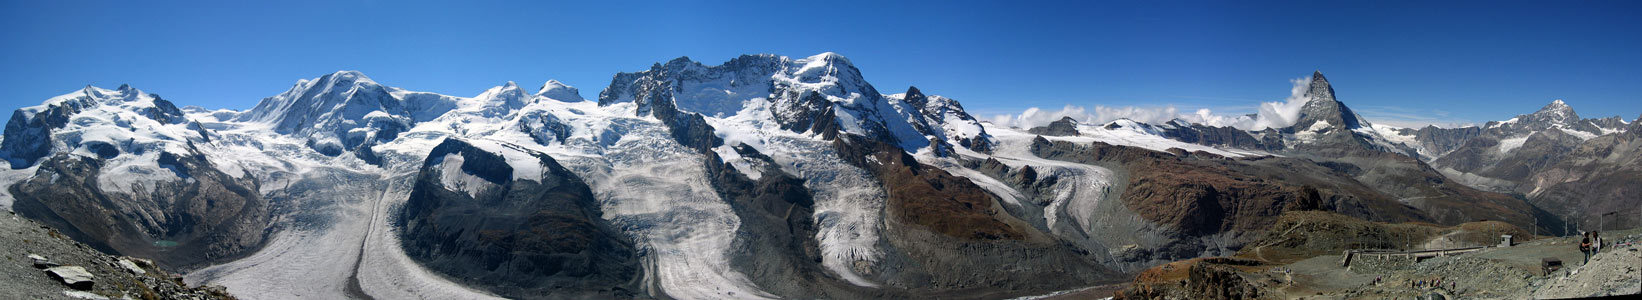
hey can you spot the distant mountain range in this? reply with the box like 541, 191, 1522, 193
0, 53, 1634, 299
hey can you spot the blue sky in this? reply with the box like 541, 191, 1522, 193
2, 0, 1638, 127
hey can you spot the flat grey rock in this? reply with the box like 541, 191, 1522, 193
44, 266, 94, 290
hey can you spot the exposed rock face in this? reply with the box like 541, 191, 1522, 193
831, 134, 1113, 293
835, 135, 1024, 240
1290, 71, 1369, 132
398, 138, 640, 299
45, 266, 95, 290
1028, 117, 1081, 136
897, 86, 994, 153
598, 53, 991, 154
2, 211, 237, 299
1027, 137, 1424, 239
1160, 121, 1279, 150
10, 149, 269, 269
1525, 119, 1642, 229
1115, 257, 1273, 300
1285, 146, 1563, 234
1424, 100, 1628, 193
702, 145, 872, 298
1397, 126, 1482, 159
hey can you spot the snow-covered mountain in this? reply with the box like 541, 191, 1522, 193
0, 54, 1631, 299
598, 53, 991, 155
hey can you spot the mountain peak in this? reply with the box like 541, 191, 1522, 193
902, 86, 928, 108
663, 56, 697, 69
1537, 99, 1572, 113
807, 52, 850, 63
1290, 71, 1368, 131
537, 80, 583, 101
1530, 99, 1579, 122
327, 70, 373, 81
1306, 71, 1334, 101
305, 70, 380, 92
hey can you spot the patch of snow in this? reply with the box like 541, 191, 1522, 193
983, 121, 1267, 158
1497, 136, 1530, 155
431, 153, 495, 198
1554, 126, 1598, 140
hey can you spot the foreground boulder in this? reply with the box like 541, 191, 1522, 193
2, 212, 235, 299
44, 266, 94, 290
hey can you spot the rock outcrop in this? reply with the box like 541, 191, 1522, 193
1028, 117, 1081, 137
397, 138, 641, 299
9, 148, 270, 269
1, 211, 237, 299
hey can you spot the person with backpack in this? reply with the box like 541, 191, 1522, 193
1579, 232, 1592, 264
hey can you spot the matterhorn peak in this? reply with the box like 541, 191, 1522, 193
537, 79, 583, 102
1289, 70, 1369, 131
1305, 70, 1335, 101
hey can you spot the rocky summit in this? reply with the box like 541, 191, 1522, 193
0, 53, 1635, 300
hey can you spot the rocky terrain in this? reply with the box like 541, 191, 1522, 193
1383, 99, 1641, 231
1, 86, 271, 271
1, 210, 237, 299
397, 138, 640, 299
0, 52, 1632, 299
1115, 211, 1638, 299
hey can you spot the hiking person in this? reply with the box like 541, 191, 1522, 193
1593, 231, 1603, 253
1580, 232, 1593, 264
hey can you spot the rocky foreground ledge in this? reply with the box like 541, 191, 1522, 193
0, 211, 236, 300
1113, 211, 1642, 299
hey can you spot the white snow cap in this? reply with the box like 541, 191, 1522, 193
327, 70, 376, 84
537, 80, 583, 101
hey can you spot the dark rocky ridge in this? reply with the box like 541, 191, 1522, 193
1028, 117, 1081, 136
397, 138, 641, 299
829, 134, 1116, 295
1425, 100, 1633, 194
1, 211, 239, 299
1525, 118, 1642, 230
1155, 120, 1284, 151
1026, 137, 1425, 239
1289, 71, 1369, 131
1395, 125, 1481, 159
901, 86, 994, 153
9, 147, 270, 270
702, 144, 894, 298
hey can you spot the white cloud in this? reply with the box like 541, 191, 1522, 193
990, 76, 1315, 130
1249, 76, 1314, 130
988, 104, 1255, 129
986, 75, 1476, 131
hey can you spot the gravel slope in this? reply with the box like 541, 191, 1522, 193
1, 210, 236, 299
